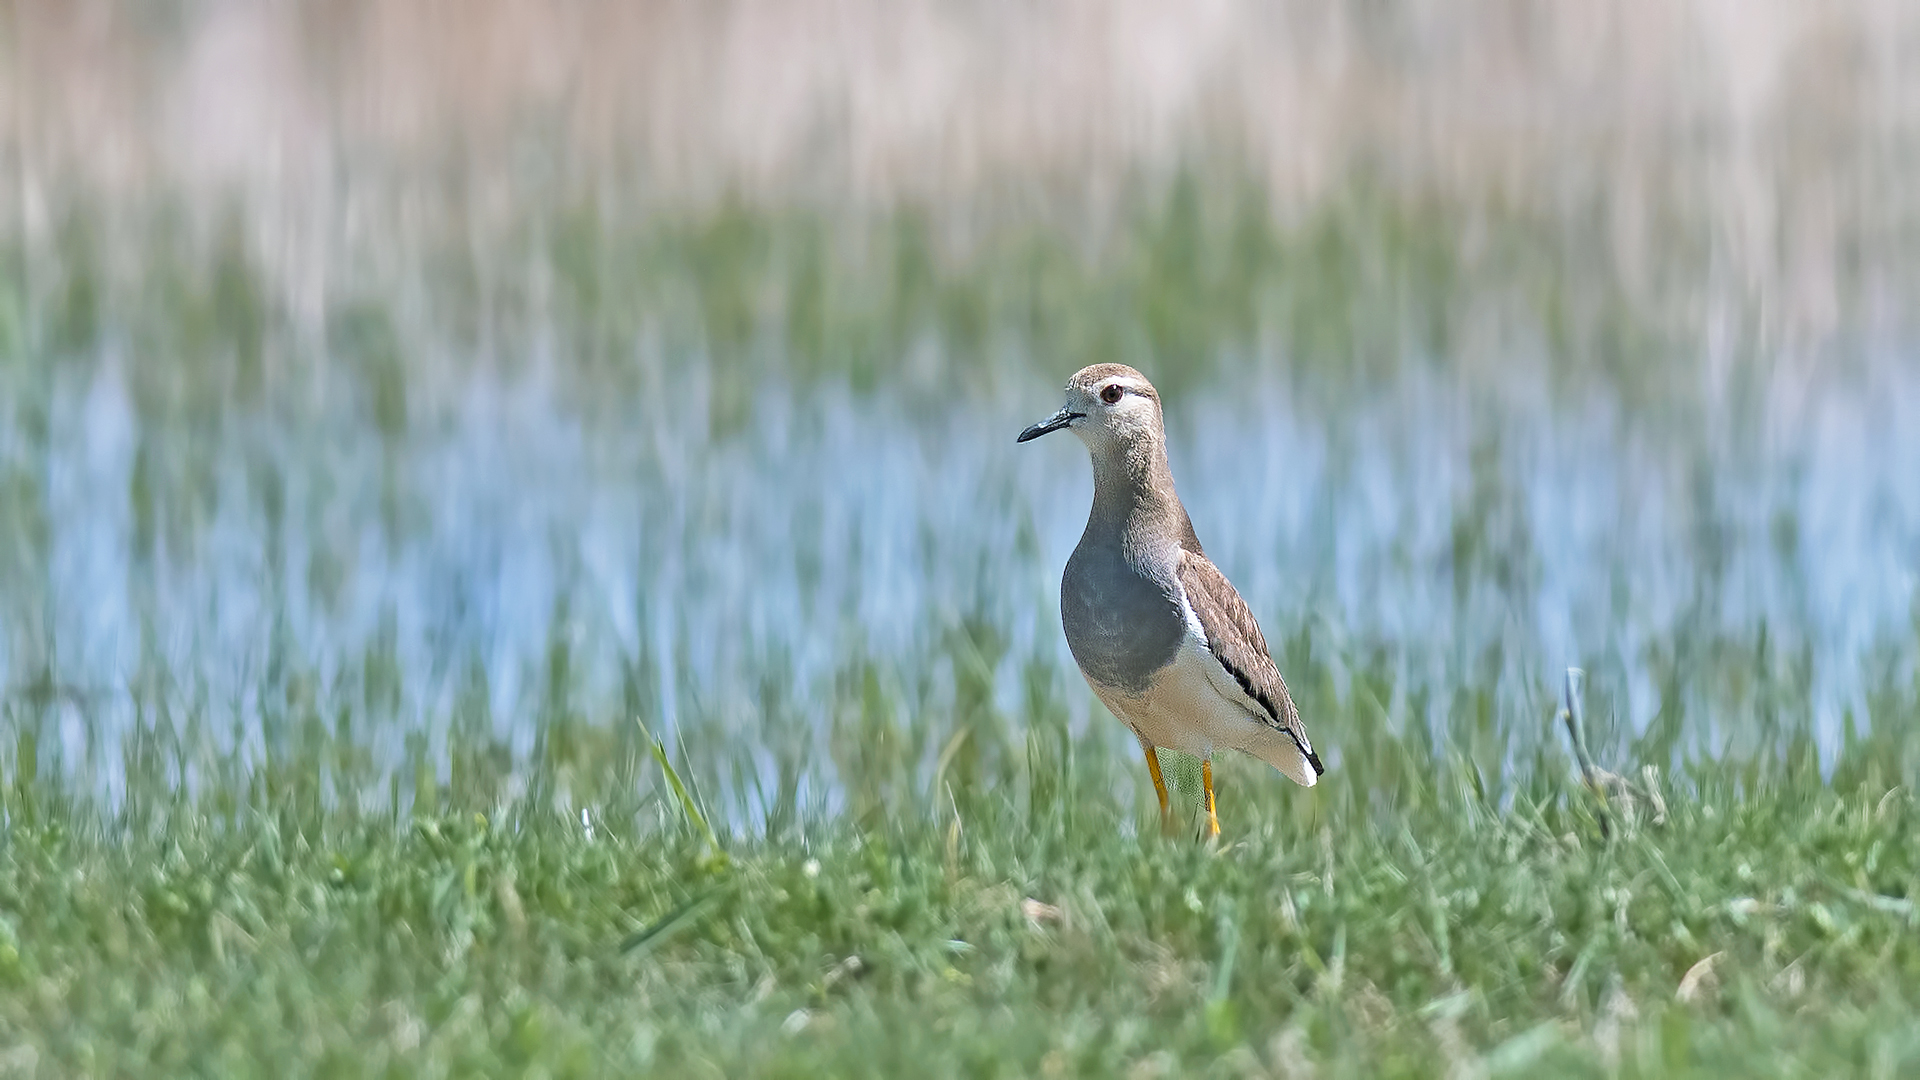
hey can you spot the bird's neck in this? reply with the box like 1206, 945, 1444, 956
1087, 438, 1191, 547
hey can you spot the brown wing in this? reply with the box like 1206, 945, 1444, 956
1176, 551, 1324, 776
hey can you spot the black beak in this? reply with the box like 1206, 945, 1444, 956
1017, 407, 1083, 443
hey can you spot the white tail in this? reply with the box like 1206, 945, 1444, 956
1250, 728, 1319, 787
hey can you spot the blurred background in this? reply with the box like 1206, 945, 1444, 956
3, 0, 1918, 817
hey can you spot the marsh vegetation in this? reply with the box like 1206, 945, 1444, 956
2, 2, 1919, 1074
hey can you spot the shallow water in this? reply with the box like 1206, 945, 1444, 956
6, 0, 1920, 815
7, 332, 1917, 811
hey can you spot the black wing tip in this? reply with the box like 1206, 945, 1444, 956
1213, 654, 1320, 775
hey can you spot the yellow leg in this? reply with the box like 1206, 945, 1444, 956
1202, 758, 1221, 839
1141, 742, 1172, 831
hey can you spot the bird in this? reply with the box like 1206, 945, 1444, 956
1018, 363, 1323, 837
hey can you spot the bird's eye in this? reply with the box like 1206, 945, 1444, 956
1100, 384, 1124, 405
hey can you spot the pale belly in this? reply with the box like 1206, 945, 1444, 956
1086, 635, 1318, 786
1088, 637, 1267, 756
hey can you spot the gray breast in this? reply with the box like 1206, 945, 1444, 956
1061, 539, 1186, 694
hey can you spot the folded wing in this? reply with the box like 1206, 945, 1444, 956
1176, 551, 1324, 779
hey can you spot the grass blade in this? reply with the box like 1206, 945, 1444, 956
619, 882, 731, 956
637, 717, 721, 853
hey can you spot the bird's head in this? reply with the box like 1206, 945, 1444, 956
1016, 364, 1163, 453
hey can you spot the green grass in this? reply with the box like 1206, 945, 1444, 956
3, 724, 1918, 1077
5, 629, 1919, 1076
